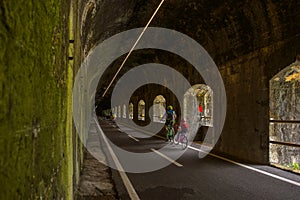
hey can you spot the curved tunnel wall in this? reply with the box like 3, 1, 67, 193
90, 0, 300, 164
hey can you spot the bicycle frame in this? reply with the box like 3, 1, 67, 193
166, 124, 174, 142
174, 131, 188, 149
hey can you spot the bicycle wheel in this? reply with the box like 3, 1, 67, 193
181, 136, 188, 149
169, 134, 174, 144
173, 133, 179, 145
169, 128, 175, 144
166, 128, 173, 143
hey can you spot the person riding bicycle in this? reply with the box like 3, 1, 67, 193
162, 105, 177, 141
178, 118, 188, 139
174, 118, 189, 149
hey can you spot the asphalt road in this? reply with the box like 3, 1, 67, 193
98, 119, 300, 200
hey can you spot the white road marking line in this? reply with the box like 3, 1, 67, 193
94, 118, 140, 200
128, 134, 139, 142
151, 148, 183, 167
188, 146, 300, 187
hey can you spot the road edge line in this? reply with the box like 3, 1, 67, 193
188, 146, 300, 187
94, 118, 141, 200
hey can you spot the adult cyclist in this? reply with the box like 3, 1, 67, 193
162, 105, 177, 141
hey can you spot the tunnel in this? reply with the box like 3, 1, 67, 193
0, 0, 299, 199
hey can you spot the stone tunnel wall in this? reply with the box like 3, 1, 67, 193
0, 0, 84, 199
216, 37, 300, 163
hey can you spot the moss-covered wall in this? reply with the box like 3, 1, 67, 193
0, 0, 81, 199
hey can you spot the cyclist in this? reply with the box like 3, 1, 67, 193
162, 105, 177, 141
174, 118, 189, 149
178, 118, 188, 139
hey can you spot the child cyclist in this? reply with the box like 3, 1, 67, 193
176, 118, 189, 142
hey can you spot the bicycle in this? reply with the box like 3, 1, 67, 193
174, 131, 188, 149
166, 124, 175, 143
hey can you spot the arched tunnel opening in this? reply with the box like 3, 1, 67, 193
1, 0, 300, 199
269, 58, 300, 172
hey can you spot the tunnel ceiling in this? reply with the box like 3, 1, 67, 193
80, 0, 300, 108
95, 49, 205, 101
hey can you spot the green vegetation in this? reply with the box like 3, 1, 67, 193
288, 162, 299, 171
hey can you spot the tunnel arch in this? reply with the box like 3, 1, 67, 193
123, 104, 127, 118
183, 84, 213, 143
129, 102, 134, 119
184, 84, 213, 126
153, 95, 166, 123
269, 58, 300, 172
138, 100, 145, 121
117, 105, 122, 118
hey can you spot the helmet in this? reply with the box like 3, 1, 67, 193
167, 105, 173, 110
